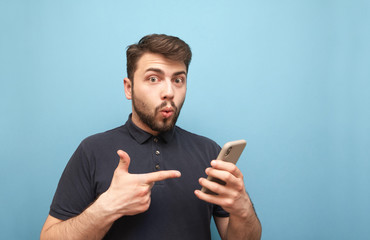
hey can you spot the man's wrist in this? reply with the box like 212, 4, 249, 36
90, 192, 122, 223
230, 197, 258, 224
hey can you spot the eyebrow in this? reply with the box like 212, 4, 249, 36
145, 68, 187, 76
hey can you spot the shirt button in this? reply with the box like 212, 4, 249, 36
154, 138, 158, 143
155, 164, 160, 170
155, 150, 160, 155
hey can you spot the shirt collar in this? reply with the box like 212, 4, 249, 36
126, 114, 175, 144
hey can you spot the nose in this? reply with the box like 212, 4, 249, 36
161, 79, 174, 100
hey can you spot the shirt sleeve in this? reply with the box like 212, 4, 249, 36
49, 141, 95, 220
213, 204, 230, 218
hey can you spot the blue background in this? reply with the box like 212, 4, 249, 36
1, 0, 369, 239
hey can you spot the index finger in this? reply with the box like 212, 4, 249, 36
141, 170, 181, 184
210, 160, 243, 178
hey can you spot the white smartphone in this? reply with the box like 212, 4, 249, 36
201, 139, 247, 195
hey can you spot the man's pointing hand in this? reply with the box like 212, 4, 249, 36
98, 150, 181, 219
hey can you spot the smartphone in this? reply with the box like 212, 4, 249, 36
201, 139, 247, 195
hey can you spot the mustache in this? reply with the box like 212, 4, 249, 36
155, 101, 177, 112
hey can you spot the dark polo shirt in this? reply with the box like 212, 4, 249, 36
50, 115, 229, 239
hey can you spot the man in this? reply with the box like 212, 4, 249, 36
41, 34, 262, 239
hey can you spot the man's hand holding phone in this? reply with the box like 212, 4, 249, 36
194, 140, 254, 217
195, 159, 251, 217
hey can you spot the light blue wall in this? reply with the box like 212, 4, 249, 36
1, 0, 369, 239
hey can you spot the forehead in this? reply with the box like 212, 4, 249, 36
135, 52, 187, 74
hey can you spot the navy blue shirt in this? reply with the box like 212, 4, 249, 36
50, 115, 229, 239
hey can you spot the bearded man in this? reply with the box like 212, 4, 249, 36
41, 34, 262, 240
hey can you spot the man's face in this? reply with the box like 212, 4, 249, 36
124, 52, 187, 135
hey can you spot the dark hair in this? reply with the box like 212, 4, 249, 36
126, 34, 192, 80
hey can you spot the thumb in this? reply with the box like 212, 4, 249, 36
116, 150, 131, 173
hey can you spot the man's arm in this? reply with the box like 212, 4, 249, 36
195, 160, 262, 240
213, 207, 261, 240
41, 150, 181, 240
40, 198, 116, 240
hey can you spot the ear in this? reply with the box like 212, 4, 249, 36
124, 77, 133, 100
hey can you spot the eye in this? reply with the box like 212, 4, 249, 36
173, 77, 184, 85
149, 76, 158, 83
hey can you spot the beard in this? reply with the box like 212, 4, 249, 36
132, 94, 184, 133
